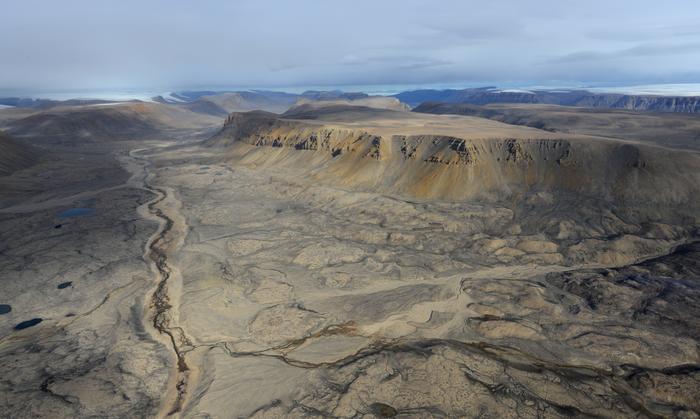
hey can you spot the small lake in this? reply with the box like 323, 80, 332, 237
57, 208, 95, 218
0, 304, 11, 315
14, 318, 42, 330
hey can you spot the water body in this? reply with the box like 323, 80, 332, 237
0, 304, 11, 314
14, 318, 42, 330
57, 281, 72, 289
57, 208, 95, 218
369, 403, 398, 418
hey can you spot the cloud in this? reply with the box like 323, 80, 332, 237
0, 0, 699, 92
548, 42, 700, 64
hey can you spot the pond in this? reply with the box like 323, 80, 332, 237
14, 318, 42, 330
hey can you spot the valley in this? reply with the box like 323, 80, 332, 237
0, 96, 699, 417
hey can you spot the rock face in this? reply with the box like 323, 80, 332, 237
208, 109, 700, 224
395, 87, 700, 113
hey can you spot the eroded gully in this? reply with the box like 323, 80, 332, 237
124, 146, 192, 417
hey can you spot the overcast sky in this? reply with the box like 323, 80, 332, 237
1, 0, 700, 92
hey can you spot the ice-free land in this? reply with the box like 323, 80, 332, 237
1, 88, 700, 418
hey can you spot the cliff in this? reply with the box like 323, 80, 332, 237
207, 109, 700, 223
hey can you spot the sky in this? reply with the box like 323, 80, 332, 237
1, 0, 700, 94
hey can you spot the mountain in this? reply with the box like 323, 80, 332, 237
394, 87, 700, 113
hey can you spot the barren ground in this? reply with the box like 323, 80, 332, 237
0, 103, 699, 418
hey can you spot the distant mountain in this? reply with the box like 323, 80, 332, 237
154, 90, 301, 115
299, 90, 369, 101
0, 97, 118, 109
283, 97, 410, 120
156, 90, 401, 116
394, 87, 700, 113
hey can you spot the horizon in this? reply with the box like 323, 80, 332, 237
3, 81, 700, 102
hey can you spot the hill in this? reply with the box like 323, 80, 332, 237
7, 102, 221, 143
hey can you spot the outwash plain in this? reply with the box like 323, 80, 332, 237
1, 91, 699, 418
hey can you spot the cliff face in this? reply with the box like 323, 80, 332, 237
208, 112, 700, 222
577, 94, 700, 113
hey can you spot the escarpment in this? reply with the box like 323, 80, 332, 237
208, 110, 700, 221
397, 87, 700, 113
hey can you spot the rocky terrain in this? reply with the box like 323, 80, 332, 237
0, 99, 699, 418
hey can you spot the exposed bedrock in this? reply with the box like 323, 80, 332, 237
207, 112, 700, 226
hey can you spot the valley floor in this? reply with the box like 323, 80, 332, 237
1, 135, 699, 418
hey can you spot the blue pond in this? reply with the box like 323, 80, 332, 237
14, 318, 42, 330
57, 208, 95, 218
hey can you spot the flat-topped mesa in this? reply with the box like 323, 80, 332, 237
208, 110, 700, 222
212, 111, 570, 165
